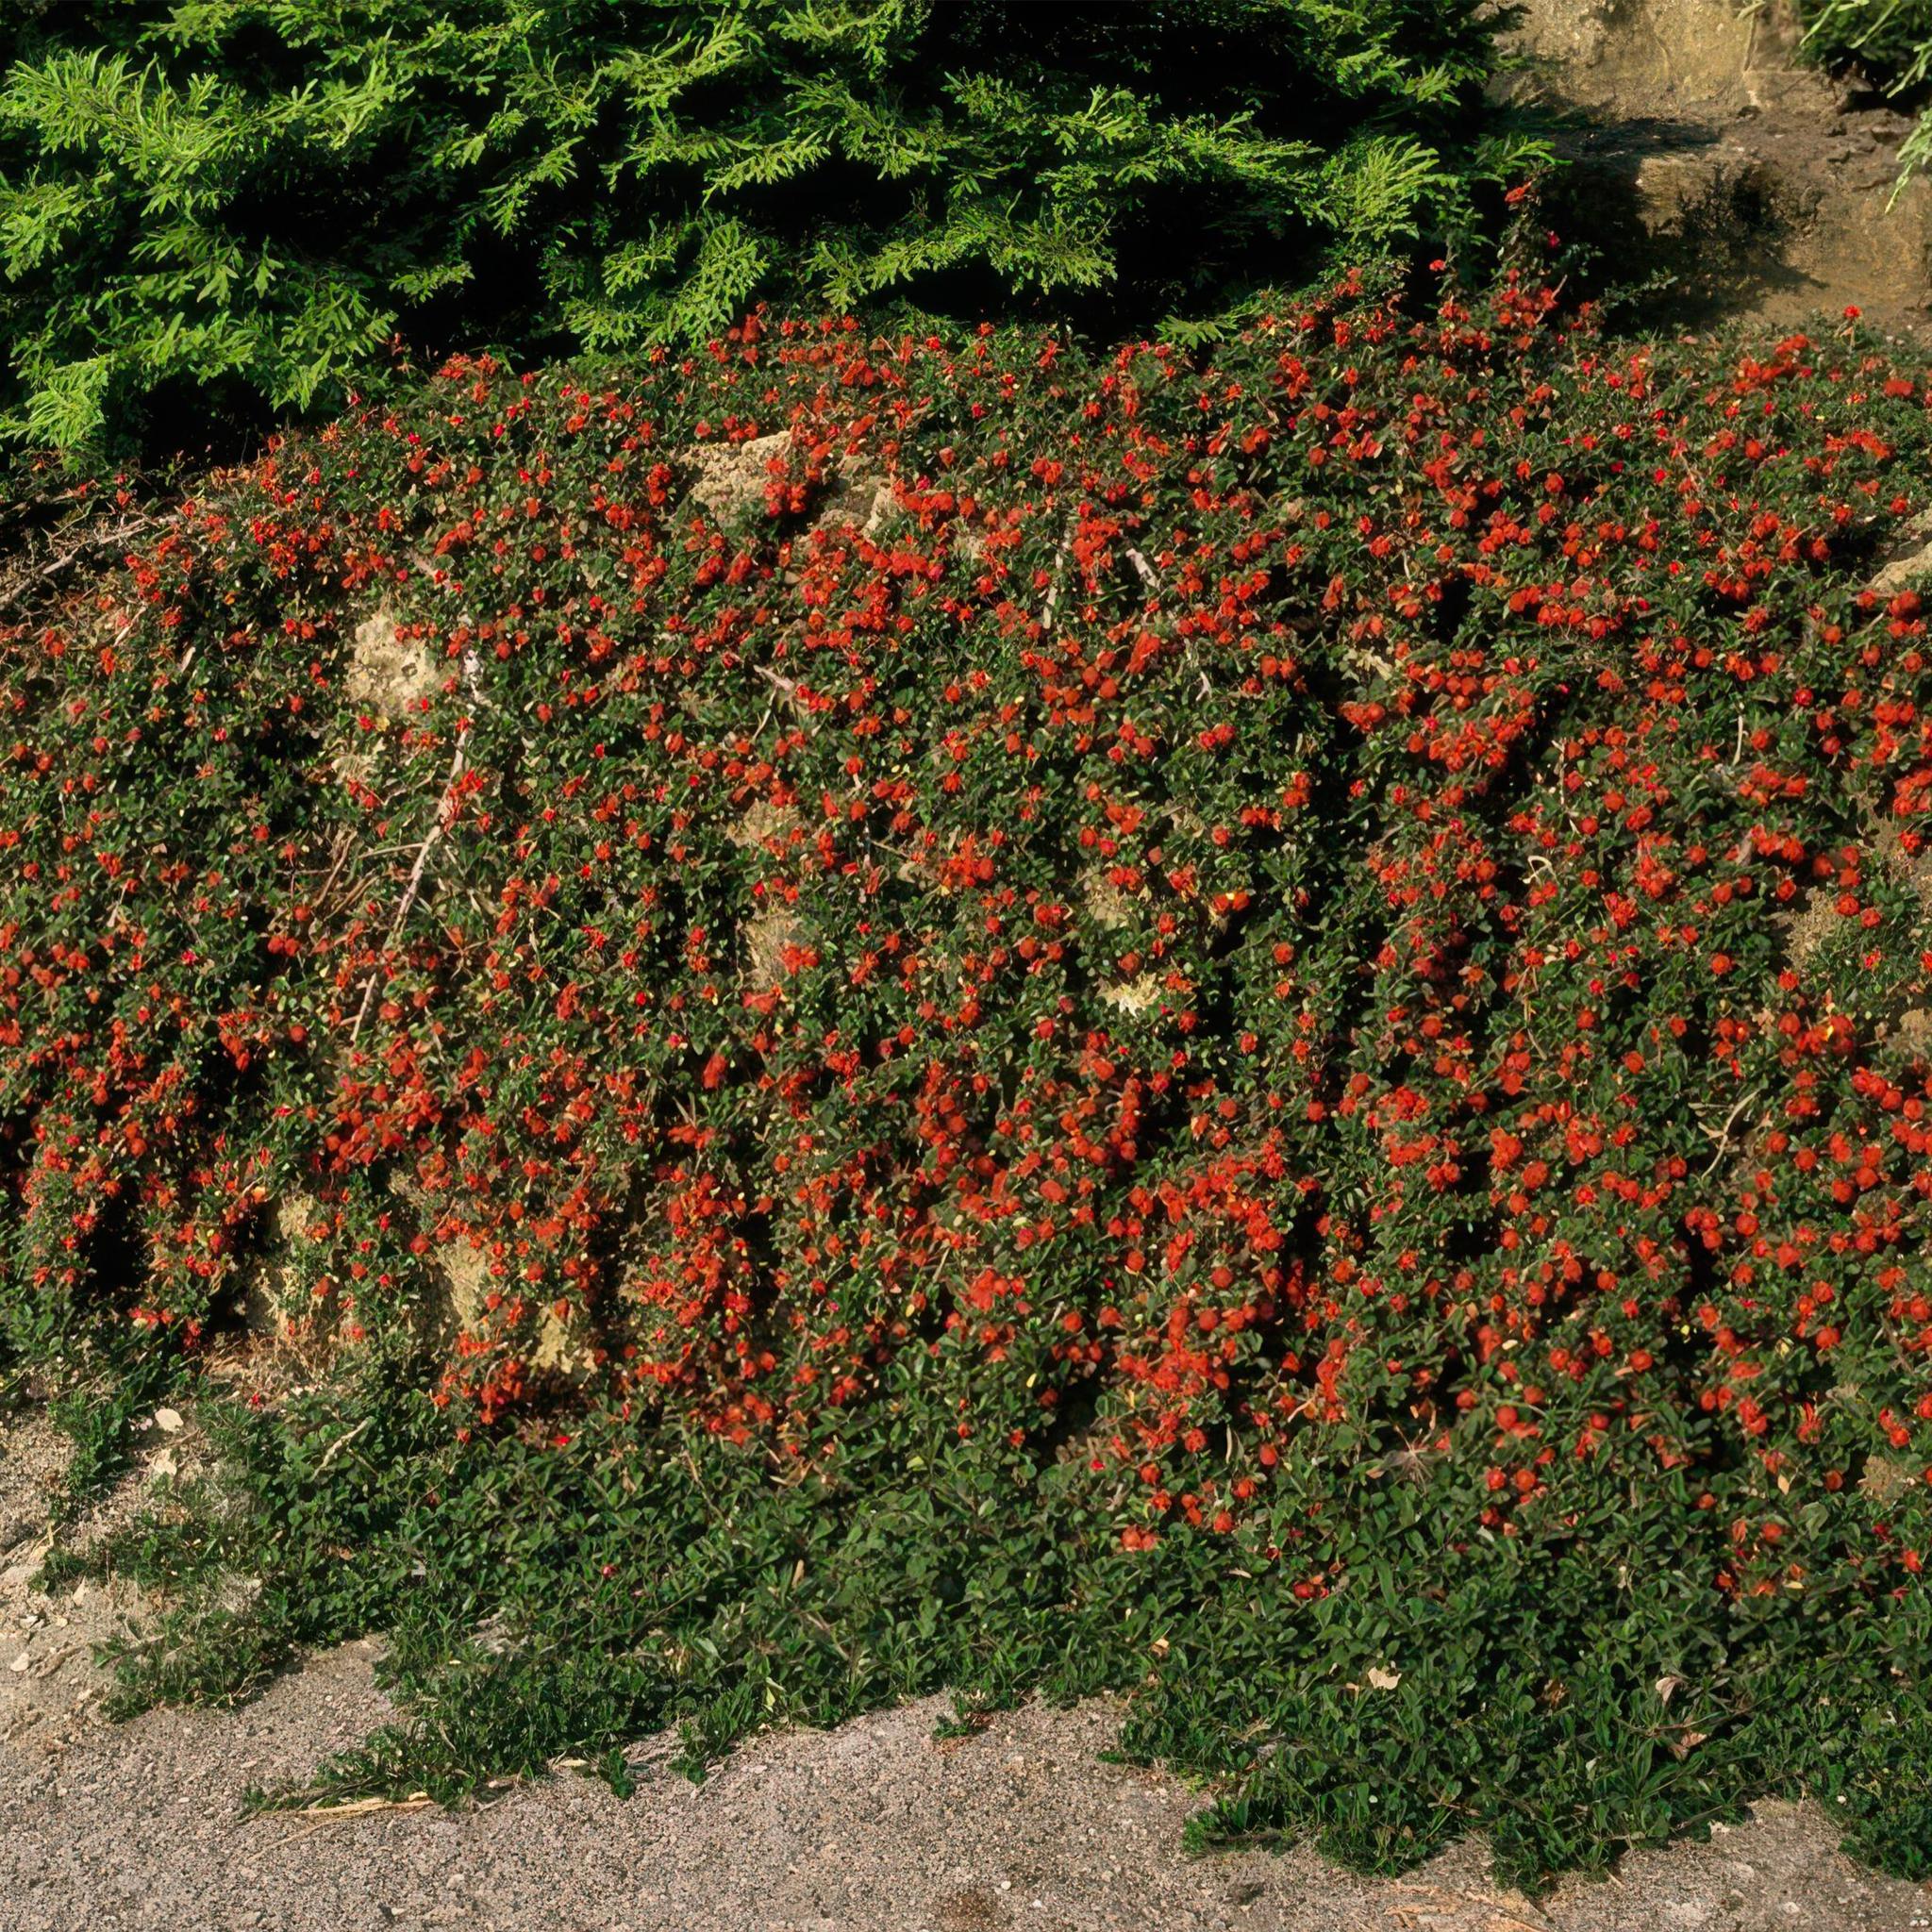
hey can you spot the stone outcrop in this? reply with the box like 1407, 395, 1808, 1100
1503, 0, 1932, 336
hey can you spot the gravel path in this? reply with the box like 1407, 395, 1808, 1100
5, 1635, 1931, 1932
5, 1423, 1929, 1932
0, 1440, 1924, 1932
5, 1643, 1929, 1932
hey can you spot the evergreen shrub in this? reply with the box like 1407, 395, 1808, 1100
0, 0, 1542, 455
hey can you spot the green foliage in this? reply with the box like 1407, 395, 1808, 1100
0, 0, 1546, 456
8, 278, 1932, 1887
1799, 0, 1932, 87
1797, 0, 1932, 196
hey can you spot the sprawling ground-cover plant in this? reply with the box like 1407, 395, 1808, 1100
8, 279, 1932, 1881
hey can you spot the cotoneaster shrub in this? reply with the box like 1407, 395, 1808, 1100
8, 278, 1932, 1883
0, 0, 1546, 457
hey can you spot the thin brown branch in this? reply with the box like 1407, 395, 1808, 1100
349, 650, 483, 1043
0, 510, 173, 619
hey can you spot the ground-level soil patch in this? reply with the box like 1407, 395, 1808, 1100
0, 1637, 1922, 1931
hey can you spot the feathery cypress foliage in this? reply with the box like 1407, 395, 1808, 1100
0, 0, 1545, 454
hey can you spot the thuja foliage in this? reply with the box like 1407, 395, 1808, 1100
0, 0, 1544, 458
10, 280, 1932, 1885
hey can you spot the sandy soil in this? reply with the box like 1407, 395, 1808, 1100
6, 1646, 1929, 1932
3, 1414, 1928, 1932
1505, 0, 1932, 337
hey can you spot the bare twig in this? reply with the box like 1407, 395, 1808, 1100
252, 1793, 437, 1857
294, 1792, 435, 1820
1039, 516, 1074, 631
0, 510, 173, 619
349, 649, 482, 1042
1391, 1882, 1551, 1932
755, 661, 824, 736
1698, 1085, 1760, 1175
304, 826, 363, 926
313, 1414, 374, 1473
